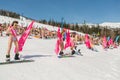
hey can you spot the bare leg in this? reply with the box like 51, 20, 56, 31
71, 46, 76, 55
71, 46, 74, 50
14, 40, 20, 60
60, 41, 64, 52
6, 36, 13, 61
7, 36, 13, 55
13, 41, 19, 54
58, 40, 64, 56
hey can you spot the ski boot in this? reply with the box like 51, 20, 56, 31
74, 46, 77, 50
58, 51, 64, 58
14, 53, 20, 60
78, 49, 83, 56
6, 55, 10, 61
71, 50, 76, 55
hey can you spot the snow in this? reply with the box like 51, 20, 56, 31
100, 22, 120, 28
0, 15, 84, 35
0, 15, 120, 80
78, 22, 120, 28
0, 37, 120, 80
0, 15, 58, 31
1, 15, 120, 31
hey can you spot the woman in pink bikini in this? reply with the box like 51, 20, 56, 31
6, 21, 20, 61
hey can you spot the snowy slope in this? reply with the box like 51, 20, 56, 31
100, 22, 120, 28
1, 15, 120, 31
0, 37, 120, 80
78, 22, 120, 28
0, 15, 58, 31
0, 15, 120, 80
0, 15, 85, 35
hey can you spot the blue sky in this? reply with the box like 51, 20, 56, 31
0, 0, 120, 24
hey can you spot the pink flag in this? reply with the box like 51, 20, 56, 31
54, 39, 60, 55
85, 34, 91, 49
108, 38, 113, 47
65, 29, 70, 49
57, 27, 62, 40
102, 36, 107, 48
110, 39, 113, 45
54, 27, 61, 54
15, 21, 34, 52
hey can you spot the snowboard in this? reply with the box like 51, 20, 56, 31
75, 49, 83, 56
57, 54, 75, 58
0, 59, 34, 65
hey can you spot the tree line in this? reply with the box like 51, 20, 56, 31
0, 9, 20, 19
38, 19, 120, 38
0, 9, 120, 39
